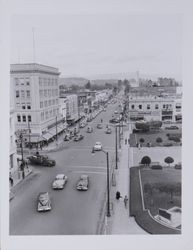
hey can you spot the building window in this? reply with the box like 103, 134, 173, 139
41, 112, 44, 121
17, 115, 21, 122
27, 105, 31, 109
16, 90, 20, 98
22, 115, 26, 122
155, 104, 159, 109
163, 104, 166, 109
131, 104, 135, 109
39, 90, 43, 98
22, 104, 25, 109
20, 79, 24, 85
26, 90, 30, 98
44, 100, 47, 107
26, 78, 30, 86
21, 90, 25, 98
40, 102, 43, 108
49, 100, 51, 106
139, 104, 142, 110
15, 78, 19, 86
28, 115, 31, 122
147, 104, 150, 110
44, 90, 47, 97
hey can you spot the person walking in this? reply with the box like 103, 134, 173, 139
125, 138, 127, 145
124, 195, 128, 208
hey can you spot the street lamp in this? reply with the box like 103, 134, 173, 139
92, 147, 111, 217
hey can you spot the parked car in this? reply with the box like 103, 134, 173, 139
93, 142, 102, 151
87, 126, 93, 133
52, 174, 68, 189
109, 118, 119, 124
97, 124, 103, 129
37, 192, 51, 212
105, 128, 112, 134
114, 110, 118, 114
165, 126, 179, 130
175, 163, 182, 169
28, 154, 56, 167
76, 174, 89, 191
74, 134, 84, 141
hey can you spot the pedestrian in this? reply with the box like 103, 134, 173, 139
125, 138, 127, 145
22, 171, 25, 179
9, 176, 14, 186
128, 138, 130, 145
124, 195, 128, 208
116, 191, 122, 200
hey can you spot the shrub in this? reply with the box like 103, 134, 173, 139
164, 156, 174, 167
141, 156, 151, 166
175, 163, 182, 169
156, 137, 163, 143
151, 165, 163, 170
139, 138, 145, 143
163, 143, 173, 147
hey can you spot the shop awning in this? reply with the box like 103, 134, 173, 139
42, 132, 53, 141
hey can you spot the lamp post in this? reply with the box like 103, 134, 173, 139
92, 147, 111, 217
115, 125, 118, 169
55, 116, 58, 143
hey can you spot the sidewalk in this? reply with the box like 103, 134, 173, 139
107, 129, 148, 234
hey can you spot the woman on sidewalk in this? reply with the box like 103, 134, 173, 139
124, 195, 128, 208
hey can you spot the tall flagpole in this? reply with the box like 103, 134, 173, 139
32, 27, 36, 63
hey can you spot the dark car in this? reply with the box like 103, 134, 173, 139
74, 134, 84, 141
37, 192, 51, 212
87, 126, 93, 133
64, 134, 71, 141
165, 126, 179, 130
76, 175, 89, 191
97, 123, 103, 129
27, 154, 56, 167
109, 118, 119, 124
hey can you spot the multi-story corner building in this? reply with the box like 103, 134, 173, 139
9, 76, 18, 175
10, 63, 64, 144
126, 95, 182, 122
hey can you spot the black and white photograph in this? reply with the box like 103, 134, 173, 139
1, 0, 193, 250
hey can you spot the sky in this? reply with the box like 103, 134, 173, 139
11, 13, 182, 80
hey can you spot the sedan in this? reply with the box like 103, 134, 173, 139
37, 192, 51, 212
97, 123, 103, 129
93, 142, 102, 151
52, 174, 68, 190
165, 126, 179, 130
74, 134, 84, 141
105, 128, 112, 134
76, 175, 89, 191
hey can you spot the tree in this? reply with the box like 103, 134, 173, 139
139, 138, 145, 143
85, 81, 91, 89
141, 156, 151, 166
156, 137, 163, 144
164, 156, 174, 167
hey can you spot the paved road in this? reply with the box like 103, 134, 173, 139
10, 98, 123, 235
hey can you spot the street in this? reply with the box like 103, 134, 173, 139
10, 101, 121, 235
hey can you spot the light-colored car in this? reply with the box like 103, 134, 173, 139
52, 174, 68, 189
76, 174, 89, 191
106, 128, 112, 134
94, 142, 102, 151
37, 192, 51, 212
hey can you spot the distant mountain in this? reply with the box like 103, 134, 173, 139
91, 79, 118, 85
59, 77, 89, 87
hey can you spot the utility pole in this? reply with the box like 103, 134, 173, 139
115, 126, 118, 169
56, 116, 58, 142
28, 120, 31, 144
106, 151, 111, 217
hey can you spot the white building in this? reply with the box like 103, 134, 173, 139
60, 94, 79, 124
127, 95, 182, 122
10, 63, 64, 143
